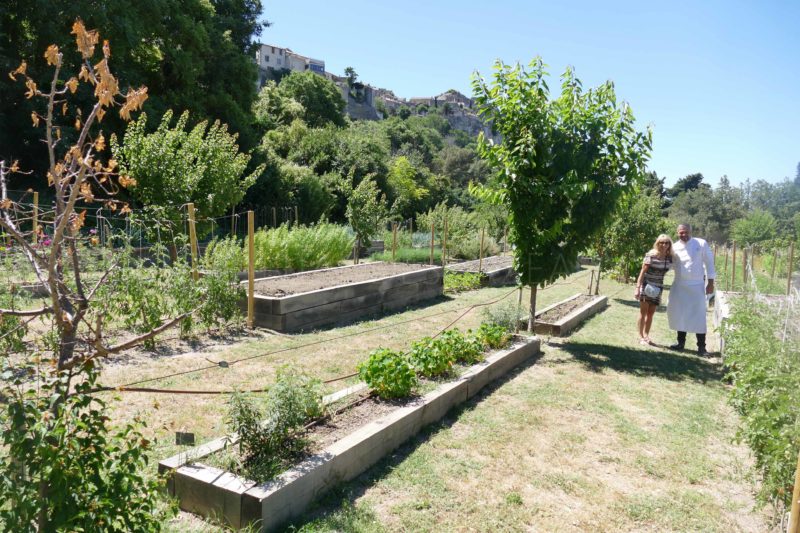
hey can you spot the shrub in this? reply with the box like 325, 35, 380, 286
408, 337, 456, 377
370, 247, 441, 264
472, 322, 512, 350
444, 271, 483, 293
253, 223, 353, 271
481, 300, 523, 331
358, 348, 417, 399
0, 362, 167, 531
227, 368, 324, 482
721, 296, 800, 509
439, 328, 484, 365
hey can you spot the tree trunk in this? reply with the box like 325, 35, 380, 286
527, 284, 538, 332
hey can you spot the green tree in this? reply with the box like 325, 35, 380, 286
731, 209, 777, 247
113, 110, 261, 236
471, 58, 651, 328
343, 66, 358, 87
667, 172, 707, 202
346, 176, 387, 253
277, 71, 345, 128
387, 156, 430, 219
252, 80, 305, 133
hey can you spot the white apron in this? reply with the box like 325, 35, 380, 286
667, 237, 715, 334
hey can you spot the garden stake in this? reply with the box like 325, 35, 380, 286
353, 238, 359, 265
294, 206, 299, 226
790, 448, 800, 533
442, 218, 448, 267
723, 245, 729, 291
391, 222, 397, 262
430, 222, 435, 265
247, 210, 255, 328
788, 241, 795, 296
32, 191, 38, 245
770, 247, 778, 283
742, 247, 747, 286
272, 207, 276, 228
188, 203, 199, 281
478, 228, 485, 273
515, 286, 523, 333
587, 270, 595, 295
731, 241, 737, 292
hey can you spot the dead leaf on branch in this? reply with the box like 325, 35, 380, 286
79, 182, 94, 202
66, 77, 78, 94
0, 199, 12, 210
31, 112, 40, 127
103, 40, 111, 59
10, 161, 19, 173
69, 210, 87, 233
8, 60, 26, 81
72, 20, 99, 59
118, 175, 136, 188
25, 79, 37, 99
44, 44, 61, 66
79, 65, 92, 83
94, 134, 105, 152
119, 87, 148, 120
62, 102, 68, 115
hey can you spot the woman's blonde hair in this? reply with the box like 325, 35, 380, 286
648, 234, 673, 258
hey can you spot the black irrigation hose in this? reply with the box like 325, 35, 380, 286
86, 286, 521, 396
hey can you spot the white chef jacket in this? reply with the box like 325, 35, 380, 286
667, 237, 715, 333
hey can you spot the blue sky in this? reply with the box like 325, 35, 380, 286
260, 0, 799, 188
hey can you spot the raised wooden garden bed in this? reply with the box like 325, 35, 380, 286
239, 262, 443, 332
524, 292, 608, 336
159, 335, 540, 531
446, 255, 517, 287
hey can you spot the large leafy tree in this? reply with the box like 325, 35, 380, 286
276, 71, 346, 128
0, 0, 265, 179
731, 209, 777, 247
472, 58, 652, 328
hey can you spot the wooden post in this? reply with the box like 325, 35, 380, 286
429, 222, 435, 266
32, 191, 39, 245
770, 247, 778, 283
527, 285, 538, 332
188, 203, 199, 281
731, 241, 737, 292
391, 222, 397, 262
442, 218, 448, 267
595, 257, 602, 295
294, 206, 299, 226
515, 286, 523, 334
271, 207, 276, 228
478, 228, 485, 273
247, 210, 255, 328
587, 270, 595, 295
723, 244, 729, 291
742, 247, 748, 286
789, 449, 800, 533
788, 241, 795, 296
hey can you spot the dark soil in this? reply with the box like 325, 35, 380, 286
447, 255, 513, 273
252, 262, 434, 297
537, 294, 597, 323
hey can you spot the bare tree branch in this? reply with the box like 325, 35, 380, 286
0, 306, 52, 317
94, 309, 198, 357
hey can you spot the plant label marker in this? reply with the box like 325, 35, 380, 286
175, 432, 195, 446
188, 203, 199, 281
247, 210, 255, 328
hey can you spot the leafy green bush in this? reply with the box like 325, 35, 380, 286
358, 348, 418, 399
481, 300, 523, 332
0, 361, 167, 531
408, 336, 456, 377
438, 328, 484, 365
444, 271, 483, 293
721, 297, 800, 508
227, 368, 324, 482
370, 247, 441, 264
253, 223, 352, 271
472, 322, 513, 350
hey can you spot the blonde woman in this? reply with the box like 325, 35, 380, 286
634, 234, 673, 345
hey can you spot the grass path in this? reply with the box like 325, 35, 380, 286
284, 278, 767, 532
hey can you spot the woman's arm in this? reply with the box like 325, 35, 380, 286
635, 261, 649, 297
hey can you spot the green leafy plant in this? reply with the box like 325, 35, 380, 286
472, 322, 512, 350
481, 300, 523, 332
408, 336, 455, 377
358, 348, 417, 399
0, 361, 167, 531
253, 223, 353, 271
721, 296, 800, 510
227, 368, 324, 482
440, 328, 485, 365
444, 271, 483, 293
370, 247, 441, 264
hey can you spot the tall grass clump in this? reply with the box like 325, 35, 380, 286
253, 223, 353, 271
370, 248, 441, 264
721, 295, 800, 514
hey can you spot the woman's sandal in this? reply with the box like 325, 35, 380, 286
639, 338, 650, 346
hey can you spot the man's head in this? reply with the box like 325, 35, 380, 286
677, 224, 692, 242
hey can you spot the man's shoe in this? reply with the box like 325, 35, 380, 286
669, 343, 685, 351
697, 348, 711, 357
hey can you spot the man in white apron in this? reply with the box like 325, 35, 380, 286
667, 224, 716, 355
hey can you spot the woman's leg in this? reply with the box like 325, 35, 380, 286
643, 302, 657, 340
638, 299, 649, 340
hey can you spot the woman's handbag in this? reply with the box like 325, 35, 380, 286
643, 283, 661, 299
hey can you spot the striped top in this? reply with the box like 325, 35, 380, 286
643, 253, 672, 288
